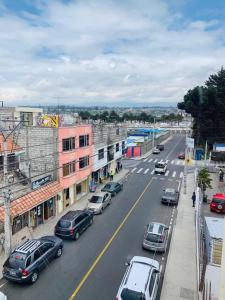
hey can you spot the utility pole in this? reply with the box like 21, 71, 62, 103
204, 140, 208, 167
3, 140, 12, 259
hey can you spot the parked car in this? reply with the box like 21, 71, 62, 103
101, 182, 123, 196
161, 188, 179, 205
3, 236, 63, 284
154, 162, 167, 174
152, 147, 160, 154
156, 144, 164, 151
87, 192, 111, 214
116, 256, 160, 300
55, 210, 94, 240
0, 292, 7, 300
142, 222, 169, 253
210, 193, 225, 213
178, 152, 185, 159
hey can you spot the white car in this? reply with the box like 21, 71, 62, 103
152, 148, 160, 154
116, 256, 160, 300
0, 292, 7, 300
154, 162, 167, 174
87, 192, 111, 214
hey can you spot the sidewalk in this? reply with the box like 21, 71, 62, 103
0, 168, 129, 279
160, 173, 197, 300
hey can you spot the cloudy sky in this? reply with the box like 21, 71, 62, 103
0, 0, 225, 106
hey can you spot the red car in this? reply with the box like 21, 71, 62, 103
210, 193, 225, 213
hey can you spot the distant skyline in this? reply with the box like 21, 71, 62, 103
0, 0, 225, 106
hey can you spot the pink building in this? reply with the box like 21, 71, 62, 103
58, 125, 93, 212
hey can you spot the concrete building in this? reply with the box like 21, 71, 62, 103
58, 125, 93, 213
92, 124, 127, 184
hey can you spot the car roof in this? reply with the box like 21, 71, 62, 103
92, 192, 107, 197
213, 193, 225, 201
15, 239, 43, 254
165, 188, 175, 193
125, 261, 152, 293
61, 210, 83, 220
147, 222, 166, 234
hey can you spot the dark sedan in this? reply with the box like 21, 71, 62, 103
161, 188, 179, 205
101, 182, 123, 196
178, 152, 185, 159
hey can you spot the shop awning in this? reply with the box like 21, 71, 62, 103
0, 181, 62, 222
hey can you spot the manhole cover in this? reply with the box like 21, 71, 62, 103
180, 287, 195, 300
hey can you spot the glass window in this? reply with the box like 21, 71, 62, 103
98, 148, 104, 160
79, 135, 89, 147
26, 256, 32, 268
62, 137, 75, 151
64, 188, 70, 200
8, 252, 26, 269
0, 156, 3, 172
34, 249, 43, 261
79, 156, 89, 169
41, 243, 53, 253
58, 219, 71, 228
149, 271, 157, 296
90, 196, 103, 203
116, 143, 119, 152
145, 233, 163, 243
63, 160, 76, 176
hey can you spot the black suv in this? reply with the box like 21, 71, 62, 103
3, 236, 63, 284
55, 210, 94, 240
156, 144, 164, 151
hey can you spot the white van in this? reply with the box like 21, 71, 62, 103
154, 162, 167, 174
116, 256, 160, 300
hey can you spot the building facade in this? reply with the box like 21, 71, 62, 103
58, 125, 93, 213
92, 124, 127, 184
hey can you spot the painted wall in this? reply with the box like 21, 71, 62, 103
58, 125, 93, 189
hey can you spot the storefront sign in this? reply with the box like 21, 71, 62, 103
32, 175, 52, 190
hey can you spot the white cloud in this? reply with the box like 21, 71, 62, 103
0, 0, 225, 106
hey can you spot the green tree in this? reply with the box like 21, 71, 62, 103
197, 168, 212, 201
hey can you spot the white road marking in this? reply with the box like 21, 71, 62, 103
154, 159, 158, 163
178, 180, 181, 191
176, 160, 180, 165
148, 158, 153, 163
0, 281, 7, 288
151, 170, 155, 175
144, 169, 150, 174
180, 172, 184, 179
143, 158, 148, 162
165, 170, 169, 176
137, 168, 143, 174
165, 160, 169, 163
172, 171, 176, 177
168, 178, 173, 182
131, 167, 137, 173
171, 160, 174, 164
183, 161, 185, 165
161, 257, 165, 261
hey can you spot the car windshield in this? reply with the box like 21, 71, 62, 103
212, 198, 224, 204
155, 163, 164, 168
90, 196, 103, 203
7, 252, 27, 269
121, 288, 145, 300
58, 219, 71, 228
104, 184, 113, 189
146, 233, 163, 243
164, 191, 175, 197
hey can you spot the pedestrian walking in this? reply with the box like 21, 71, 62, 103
219, 168, 224, 182
192, 191, 196, 207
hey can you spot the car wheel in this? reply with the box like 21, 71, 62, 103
30, 271, 38, 284
55, 247, 63, 258
74, 231, 80, 240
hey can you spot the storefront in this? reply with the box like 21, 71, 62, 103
0, 181, 62, 234
76, 178, 88, 200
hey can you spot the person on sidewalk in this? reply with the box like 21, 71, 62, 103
192, 191, 196, 207
219, 168, 224, 182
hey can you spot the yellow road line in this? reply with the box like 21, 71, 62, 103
69, 177, 154, 300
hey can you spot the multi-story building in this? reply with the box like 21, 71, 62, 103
92, 124, 127, 184
58, 125, 93, 213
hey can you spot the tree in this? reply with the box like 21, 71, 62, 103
197, 168, 212, 201
108, 110, 119, 122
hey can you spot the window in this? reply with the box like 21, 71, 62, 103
62, 137, 75, 151
26, 256, 32, 268
149, 271, 157, 296
64, 188, 70, 200
98, 148, 104, 160
116, 143, 119, 152
79, 156, 89, 169
75, 215, 83, 224
79, 135, 89, 147
63, 160, 76, 176
0, 156, 3, 172
41, 243, 53, 254
34, 249, 43, 261
116, 128, 120, 135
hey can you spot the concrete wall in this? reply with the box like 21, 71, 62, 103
93, 124, 127, 148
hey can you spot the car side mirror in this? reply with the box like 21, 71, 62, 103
125, 262, 130, 266
165, 226, 169, 230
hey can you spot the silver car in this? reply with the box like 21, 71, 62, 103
142, 222, 169, 253
87, 192, 111, 214
161, 188, 179, 205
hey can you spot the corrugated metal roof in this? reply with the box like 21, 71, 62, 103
205, 217, 224, 239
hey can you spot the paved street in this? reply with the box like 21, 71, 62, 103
0, 134, 185, 300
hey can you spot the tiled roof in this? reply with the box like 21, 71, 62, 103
0, 181, 62, 222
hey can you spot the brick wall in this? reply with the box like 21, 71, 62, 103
93, 124, 127, 148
